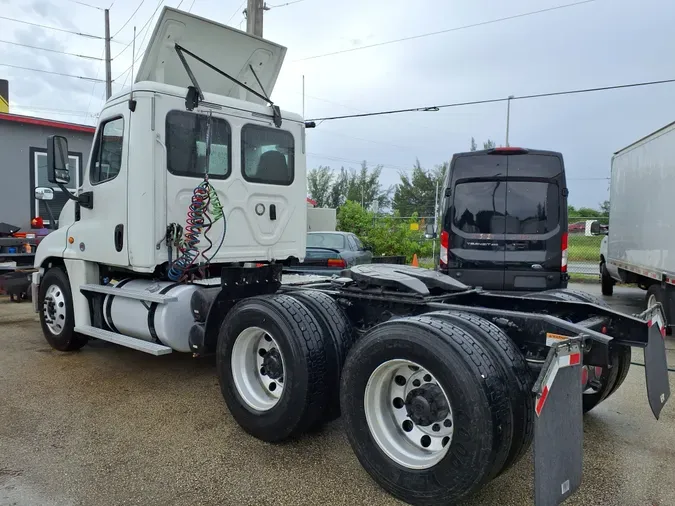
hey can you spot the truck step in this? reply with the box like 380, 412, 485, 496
79, 283, 177, 303
75, 325, 173, 356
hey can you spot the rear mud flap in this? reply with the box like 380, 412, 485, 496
644, 307, 671, 419
532, 340, 583, 506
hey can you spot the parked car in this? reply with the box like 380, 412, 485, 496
285, 231, 373, 275
438, 147, 569, 291
568, 221, 586, 233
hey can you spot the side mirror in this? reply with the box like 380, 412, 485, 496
425, 223, 436, 239
589, 221, 600, 235
34, 187, 55, 201
47, 135, 70, 185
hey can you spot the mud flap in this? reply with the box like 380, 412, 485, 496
532, 340, 583, 506
644, 306, 671, 419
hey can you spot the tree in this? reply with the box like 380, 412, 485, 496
483, 139, 496, 150
392, 160, 447, 217
470, 137, 477, 152
600, 200, 610, 216
326, 162, 392, 210
307, 166, 333, 207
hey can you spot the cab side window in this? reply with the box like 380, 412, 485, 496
90, 117, 124, 185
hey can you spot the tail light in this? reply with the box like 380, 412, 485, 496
327, 258, 346, 268
561, 232, 568, 273
439, 230, 449, 268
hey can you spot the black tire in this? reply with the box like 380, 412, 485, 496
604, 345, 632, 400
532, 289, 626, 413
286, 290, 354, 422
582, 347, 621, 413
426, 311, 534, 476
340, 316, 513, 505
545, 288, 609, 307
38, 267, 87, 352
601, 263, 614, 296
216, 294, 328, 442
646, 285, 667, 325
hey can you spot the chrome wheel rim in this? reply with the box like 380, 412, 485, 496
231, 327, 285, 412
364, 359, 453, 470
648, 294, 658, 309
42, 284, 67, 336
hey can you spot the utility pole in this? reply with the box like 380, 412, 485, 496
246, 0, 268, 37
505, 95, 514, 147
432, 179, 439, 268
104, 9, 112, 99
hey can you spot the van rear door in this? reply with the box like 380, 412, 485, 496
445, 154, 508, 289
503, 152, 566, 291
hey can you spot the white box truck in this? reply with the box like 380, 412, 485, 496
600, 120, 675, 327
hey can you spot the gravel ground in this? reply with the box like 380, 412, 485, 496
1, 284, 674, 506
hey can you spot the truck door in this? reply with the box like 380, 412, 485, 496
446, 154, 508, 290
65, 106, 129, 266
503, 153, 565, 291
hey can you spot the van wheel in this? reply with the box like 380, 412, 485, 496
38, 267, 87, 352
217, 294, 328, 442
340, 316, 512, 504
601, 263, 614, 296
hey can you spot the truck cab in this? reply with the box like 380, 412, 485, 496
34, 7, 306, 280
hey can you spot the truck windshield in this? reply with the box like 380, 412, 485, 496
166, 110, 231, 179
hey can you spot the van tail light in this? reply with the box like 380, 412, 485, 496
440, 230, 450, 268
561, 232, 568, 273
327, 258, 346, 268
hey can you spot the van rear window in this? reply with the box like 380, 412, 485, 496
452, 181, 506, 234
506, 181, 559, 234
452, 180, 558, 235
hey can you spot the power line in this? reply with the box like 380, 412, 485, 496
65, 0, 104, 10
0, 14, 104, 40
294, 0, 596, 62
110, 6, 156, 59
0, 63, 105, 82
13, 104, 98, 117
268, 0, 306, 8
0, 39, 104, 61
111, 0, 147, 38
307, 78, 675, 123
113, 0, 164, 82
189, 0, 198, 12
226, 1, 246, 25
0, 14, 128, 45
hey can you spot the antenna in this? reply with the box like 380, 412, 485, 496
128, 26, 137, 112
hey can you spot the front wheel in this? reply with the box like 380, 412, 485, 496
601, 262, 614, 296
38, 267, 87, 352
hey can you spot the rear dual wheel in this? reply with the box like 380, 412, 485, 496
340, 315, 517, 505
533, 288, 632, 412
217, 291, 354, 442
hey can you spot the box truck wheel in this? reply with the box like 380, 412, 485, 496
38, 267, 88, 352
601, 263, 614, 296
646, 285, 667, 324
216, 294, 328, 442
425, 311, 533, 477
339, 316, 512, 505
286, 290, 354, 423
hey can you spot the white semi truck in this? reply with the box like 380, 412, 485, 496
30, 7, 670, 506
600, 121, 675, 328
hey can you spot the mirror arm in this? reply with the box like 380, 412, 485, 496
57, 183, 94, 210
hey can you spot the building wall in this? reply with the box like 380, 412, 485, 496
0, 120, 94, 229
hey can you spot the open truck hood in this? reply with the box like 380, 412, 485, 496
135, 7, 287, 105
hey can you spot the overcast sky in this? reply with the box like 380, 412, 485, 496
3, 0, 675, 208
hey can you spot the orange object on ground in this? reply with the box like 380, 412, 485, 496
411, 254, 419, 267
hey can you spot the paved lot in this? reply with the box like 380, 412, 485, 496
1, 284, 674, 506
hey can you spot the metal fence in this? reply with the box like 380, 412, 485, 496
566, 218, 604, 278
